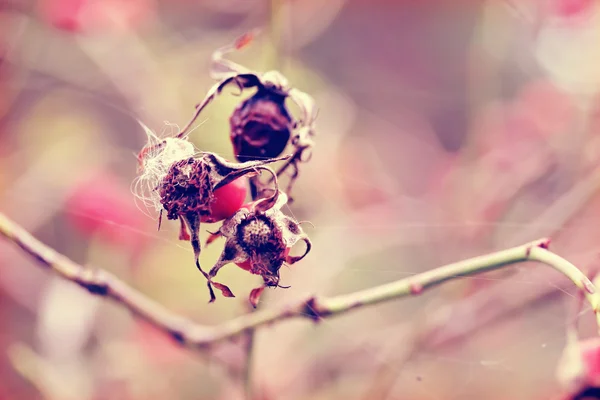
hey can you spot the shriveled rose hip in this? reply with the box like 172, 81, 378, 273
177, 32, 317, 198
208, 191, 311, 307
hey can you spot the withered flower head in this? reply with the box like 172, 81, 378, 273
157, 151, 290, 303
208, 190, 312, 307
177, 31, 318, 198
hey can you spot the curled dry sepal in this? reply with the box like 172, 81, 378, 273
207, 189, 312, 308
156, 151, 291, 303
177, 31, 318, 198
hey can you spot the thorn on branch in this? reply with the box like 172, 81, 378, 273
539, 238, 551, 249
526, 238, 552, 257
582, 278, 596, 295
410, 282, 424, 296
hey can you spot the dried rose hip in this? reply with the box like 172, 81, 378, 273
229, 90, 292, 162
207, 190, 311, 307
177, 32, 318, 198
157, 152, 288, 302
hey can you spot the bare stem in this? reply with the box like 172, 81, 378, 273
0, 212, 597, 350
243, 312, 257, 400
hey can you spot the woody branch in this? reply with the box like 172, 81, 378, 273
0, 211, 598, 350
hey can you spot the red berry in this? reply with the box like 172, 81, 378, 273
227, 199, 292, 273
200, 177, 248, 223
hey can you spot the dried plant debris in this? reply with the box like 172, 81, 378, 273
157, 152, 290, 302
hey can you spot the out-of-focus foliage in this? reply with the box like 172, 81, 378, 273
2, 0, 600, 399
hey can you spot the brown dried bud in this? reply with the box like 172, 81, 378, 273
230, 90, 292, 162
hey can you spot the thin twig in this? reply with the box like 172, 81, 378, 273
243, 313, 256, 400
0, 212, 598, 350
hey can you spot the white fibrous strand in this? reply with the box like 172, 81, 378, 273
132, 121, 196, 218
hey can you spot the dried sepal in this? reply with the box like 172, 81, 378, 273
212, 281, 235, 298
177, 74, 261, 137
249, 286, 266, 308
178, 216, 190, 241
205, 230, 222, 246
178, 32, 318, 199
210, 30, 256, 79
208, 190, 312, 305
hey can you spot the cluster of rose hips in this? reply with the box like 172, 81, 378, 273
135, 32, 316, 307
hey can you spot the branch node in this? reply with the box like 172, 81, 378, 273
582, 278, 596, 295
85, 282, 109, 296
167, 320, 209, 347
169, 329, 187, 345
78, 268, 109, 296
410, 282, 424, 296
302, 297, 326, 322
538, 238, 551, 249
526, 238, 551, 257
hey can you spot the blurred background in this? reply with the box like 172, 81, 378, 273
2, 0, 600, 399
